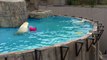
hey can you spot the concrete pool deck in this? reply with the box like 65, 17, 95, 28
39, 5, 107, 54
103, 54, 107, 60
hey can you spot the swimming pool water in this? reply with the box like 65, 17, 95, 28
0, 16, 93, 54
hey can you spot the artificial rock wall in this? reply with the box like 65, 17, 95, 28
0, 0, 27, 27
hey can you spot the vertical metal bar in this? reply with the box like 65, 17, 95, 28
34, 49, 42, 60
35, 50, 38, 60
75, 42, 78, 56
39, 51, 42, 60
4, 57, 7, 60
22, 54, 25, 60
32, 52, 35, 60
60, 46, 69, 60
95, 41, 99, 60
60, 47, 64, 60
86, 39, 88, 51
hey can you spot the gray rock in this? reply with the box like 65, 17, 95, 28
0, 0, 27, 27
29, 10, 53, 18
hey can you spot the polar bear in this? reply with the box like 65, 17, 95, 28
16, 22, 29, 34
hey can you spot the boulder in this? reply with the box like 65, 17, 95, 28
0, 0, 27, 27
29, 10, 53, 18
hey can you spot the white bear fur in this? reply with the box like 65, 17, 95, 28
16, 22, 29, 34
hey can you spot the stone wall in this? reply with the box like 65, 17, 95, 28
0, 0, 27, 27
26, 0, 39, 11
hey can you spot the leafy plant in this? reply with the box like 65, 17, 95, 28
66, 0, 72, 5
66, 0, 80, 5
88, 0, 97, 7
66, 0, 102, 7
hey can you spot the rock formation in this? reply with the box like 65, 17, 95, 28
0, 0, 27, 27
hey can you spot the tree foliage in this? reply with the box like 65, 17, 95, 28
66, 0, 107, 6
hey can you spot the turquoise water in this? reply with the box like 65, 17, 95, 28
0, 16, 93, 54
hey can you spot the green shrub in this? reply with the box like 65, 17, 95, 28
102, 0, 107, 5
66, 0, 106, 6
88, 0, 97, 7
66, 0, 72, 5
66, 0, 80, 5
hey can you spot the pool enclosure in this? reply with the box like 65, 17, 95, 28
0, 0, 104, 60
